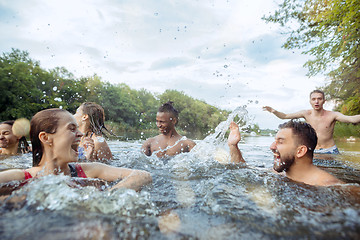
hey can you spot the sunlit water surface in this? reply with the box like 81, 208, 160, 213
1, 118, 360, 239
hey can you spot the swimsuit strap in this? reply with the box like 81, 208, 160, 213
68, 163, 87, 178
22, 170, 33, 180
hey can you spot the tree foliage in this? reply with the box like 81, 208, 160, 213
263, 0, 360, 113
159, 90, 229, 136
0, 49, 230, 138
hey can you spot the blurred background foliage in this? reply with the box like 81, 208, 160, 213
0, 48, 236, 139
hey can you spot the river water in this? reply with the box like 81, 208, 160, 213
1, 130, 360, 239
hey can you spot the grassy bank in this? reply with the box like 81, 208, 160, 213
334, 122, 360, 139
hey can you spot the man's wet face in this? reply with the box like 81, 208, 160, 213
156, 112, 175, 135
0, 124, 18, 149
270, 128, 297, 172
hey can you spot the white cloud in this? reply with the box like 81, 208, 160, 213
0, 0, 328, 130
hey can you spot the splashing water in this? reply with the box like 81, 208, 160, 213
1, 107, 360, 239
192, 106, 250, 163
4, 175, 157, 217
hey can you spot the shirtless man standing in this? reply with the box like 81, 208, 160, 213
263, 90, 360, 154
228, 120, 343, 186
141, 101, 196, 158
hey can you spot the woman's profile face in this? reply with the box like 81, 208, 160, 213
49, 111, 83, 163
73, 106, 85, 127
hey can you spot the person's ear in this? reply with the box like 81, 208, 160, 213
296, 145, 308, 158
38, 132, 53, 146
82, 114, 89, 121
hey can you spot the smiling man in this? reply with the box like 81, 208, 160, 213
228, 120, 343, 186
0, 121, 30, 155
141, 101, 196, 158
263, 90, 360, 154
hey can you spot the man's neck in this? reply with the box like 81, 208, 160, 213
312, 108, 325, 116
162, 129, 180, 139
285, 157, 315, 182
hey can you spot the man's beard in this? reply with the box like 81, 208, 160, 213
273, 154, 295, 173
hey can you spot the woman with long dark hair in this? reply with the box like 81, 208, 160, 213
74, 102, 113, 162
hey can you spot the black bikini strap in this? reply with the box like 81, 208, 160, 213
68, 163, 78, 177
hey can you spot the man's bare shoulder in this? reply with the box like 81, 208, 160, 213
303, 109, 313, 116
142, 135, 165, 145
181, 138, 196, 147
316, 168, 344, 186
142, 136, 156, 145
326, 110, 345, 119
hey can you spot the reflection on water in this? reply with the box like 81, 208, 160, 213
1, 136, 360, 239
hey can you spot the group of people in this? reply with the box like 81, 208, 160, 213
140, 90, 359, 186
1, 89, 360, 193
0, 103, 152, 192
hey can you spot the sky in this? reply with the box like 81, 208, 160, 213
0, 0, 333, 129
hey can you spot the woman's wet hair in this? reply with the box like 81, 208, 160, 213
158, 101, 179, 119
278, 120, 317, 157
80, 102, 114, 138
30, 108, 67, 166
0, 120, 30, 154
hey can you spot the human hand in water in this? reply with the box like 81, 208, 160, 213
228, 121, 241, 146
81, 136, 95, 160
262, 106, 275, 113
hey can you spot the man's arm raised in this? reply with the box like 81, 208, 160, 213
228, 122, 245, 164
263, 106, 306, 120
334, 112, 360, 124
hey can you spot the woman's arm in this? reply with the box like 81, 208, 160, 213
0, 169, 26, 183
81, 163, 152, 191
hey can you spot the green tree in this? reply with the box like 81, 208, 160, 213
136, 88, 158, 129
0, 49, 45, 120
101, 83, 142, 128
263, 0, 360, 111
0, 49, 230, 139
159, 89, 229, 137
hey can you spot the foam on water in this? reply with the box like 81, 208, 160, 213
3, 174, 157, 217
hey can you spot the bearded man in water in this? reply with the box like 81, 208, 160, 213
227, 120, 343, 186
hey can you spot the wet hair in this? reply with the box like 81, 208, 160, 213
278, 120, 317, 158
0, 120, 30, 154
30, 108, 67, 166
80, 102, 113, 138
158, 101, 179, 120
310, 89, 325, 100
